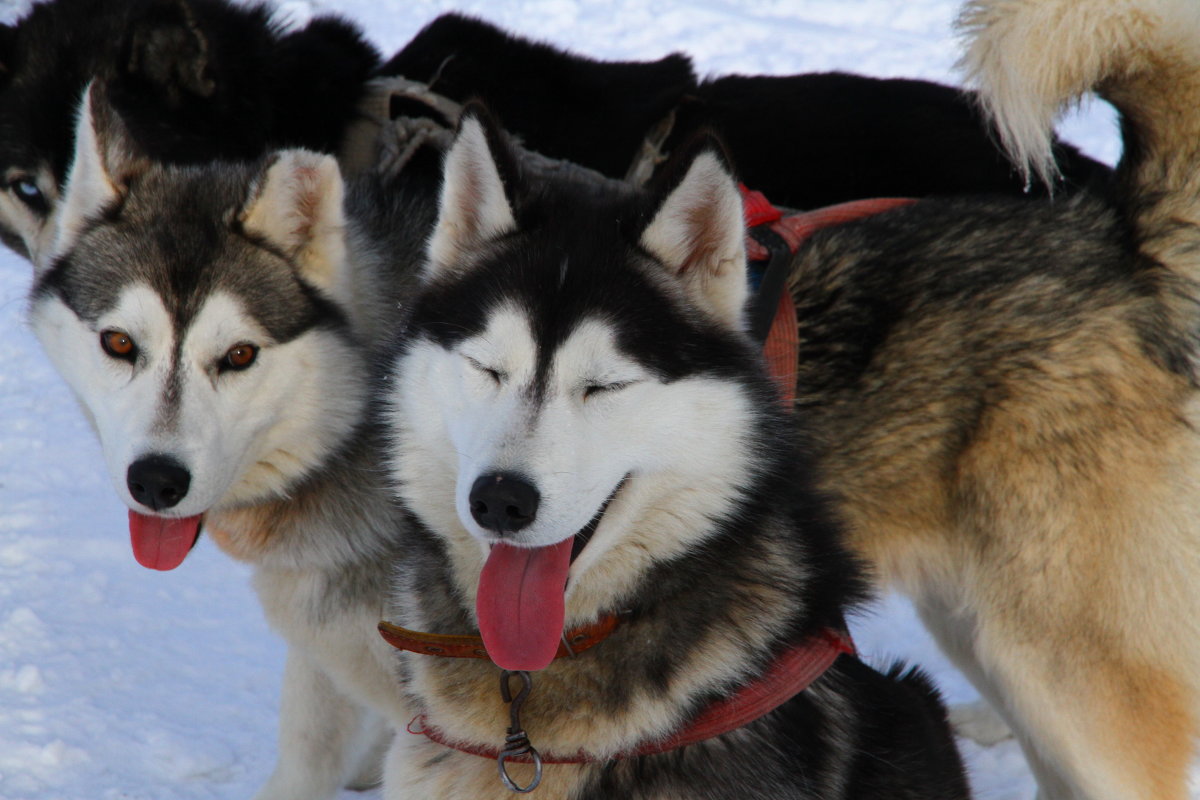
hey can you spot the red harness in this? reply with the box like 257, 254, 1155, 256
408, 623, 859, 762
745, 186, 917, 406
383, 192, 911, 771
404, 627, 855, 764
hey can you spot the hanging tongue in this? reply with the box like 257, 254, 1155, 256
477, 538, 574, 671
129, 511, 203, 571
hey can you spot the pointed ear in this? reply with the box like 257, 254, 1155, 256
426, 105, 518, 278
52, 82, 150, 263
123, 0, 216, 101
639, 138, 747, 329
239, 149, 349, 301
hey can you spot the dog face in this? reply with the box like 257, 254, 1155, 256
389, 110, 763, 630
28, 85, 364, 569
0, 11, 77, 265
0, 155, 59, 266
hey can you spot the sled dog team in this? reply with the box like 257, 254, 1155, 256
16, 0, 1200, 796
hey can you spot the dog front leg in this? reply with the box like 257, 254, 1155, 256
253, 649, 392, 800
917, 591, 1193, 800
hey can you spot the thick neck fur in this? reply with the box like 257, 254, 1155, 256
393, 397, 861, 760
205, 416, 402, 572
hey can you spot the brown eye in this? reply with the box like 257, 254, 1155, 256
100, 329, 136, 361
221, 343, 258, 371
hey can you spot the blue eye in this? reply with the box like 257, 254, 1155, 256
10, 177, 46, 214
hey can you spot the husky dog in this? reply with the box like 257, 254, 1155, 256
378, 108, 970, 799
27, 83, 438, 800
0, 0, 379, 266
765, 0, 1200, 797
383, 12, 1110, 205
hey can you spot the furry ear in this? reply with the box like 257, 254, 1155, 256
239, 149, 349, 301
426, 104, 518, 277
51, 82, 150, 265
640, 138, 748, 329
123, 0, 216, 102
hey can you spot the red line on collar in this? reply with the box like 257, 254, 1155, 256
410, 627, 855, 764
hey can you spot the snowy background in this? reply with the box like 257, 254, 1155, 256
0, 1, 1123, 798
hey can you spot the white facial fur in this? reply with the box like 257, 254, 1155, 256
391, 114, 758, 609
28, 283, 364, 517
390, 303, 757, 596
0, 163, 59, 268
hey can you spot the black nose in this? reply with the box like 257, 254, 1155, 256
469, 472, 539, 534
127, 455, 192, 511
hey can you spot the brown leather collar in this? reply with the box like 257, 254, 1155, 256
378, 613, 624, 662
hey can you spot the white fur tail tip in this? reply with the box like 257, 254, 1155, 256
957, 0, 1200, 187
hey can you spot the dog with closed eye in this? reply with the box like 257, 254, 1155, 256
377, 106, 970, 799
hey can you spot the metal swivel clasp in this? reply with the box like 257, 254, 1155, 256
496, 670, 544, 793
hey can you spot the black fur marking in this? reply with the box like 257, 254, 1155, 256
406, 153, 756, 396
381, 13, 695, 178
667, 71, 1111, 207
577, 659, 969, 799
385, 15, 1109, 207
38, 161, 348, 346
569, 477, 625, 563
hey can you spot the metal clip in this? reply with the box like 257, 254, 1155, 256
496, 670, 543, 793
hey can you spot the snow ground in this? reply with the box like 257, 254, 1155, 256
0, 1, 1124, 799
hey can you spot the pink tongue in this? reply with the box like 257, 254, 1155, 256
128, 511, 203, 571
477, 539, 574, 671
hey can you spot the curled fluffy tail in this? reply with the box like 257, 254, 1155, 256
959, 0, 1200, 178
960, 0, 1200, 268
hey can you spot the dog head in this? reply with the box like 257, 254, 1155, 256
28, 83, 364, 570
0, 2, 78, 266
388, 106, 765, 668
0, 0, 289, 268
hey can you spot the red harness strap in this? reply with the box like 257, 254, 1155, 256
742, 186, 917, 407
406, 627, 856, 764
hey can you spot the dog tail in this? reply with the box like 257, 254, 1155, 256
960, 0, 1200, 183
961, 0, 1200, 272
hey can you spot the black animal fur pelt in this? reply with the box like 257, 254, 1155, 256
382, 13, 1111, 205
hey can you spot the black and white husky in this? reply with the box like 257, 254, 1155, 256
379, 108, 969, 799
